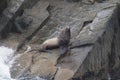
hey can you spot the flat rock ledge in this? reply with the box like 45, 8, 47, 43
0, 0, 120, 80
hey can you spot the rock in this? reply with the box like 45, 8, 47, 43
10, 0, 50, 78
54, 68, 74, 80
12, 15, 33, 33
0, 0, 26, 39
66, 0, 81, 2
0, 0, 49, 49
16, 0, 49, 51
5, 0, 120, 80
71, 3, 120, 80
0, 0, 8, 15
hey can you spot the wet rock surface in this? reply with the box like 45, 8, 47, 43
0, 0, 120, 80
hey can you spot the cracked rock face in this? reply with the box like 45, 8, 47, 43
0, 0, 8, 15
0, 0, 120, 80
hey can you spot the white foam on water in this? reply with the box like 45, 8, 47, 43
0, 46, 15, 80
0, 46, 45, 80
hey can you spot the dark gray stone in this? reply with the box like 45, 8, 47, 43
72, 4, 120, 80
0, 0, 8, 15
0, 0, 26, 39
66, 0, 81, 2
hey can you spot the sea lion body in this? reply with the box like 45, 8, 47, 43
40, 37, 59, 50
40, 26, 70, 54
28, 26, 70, 54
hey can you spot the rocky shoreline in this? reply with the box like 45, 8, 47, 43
0, 0, 120, 80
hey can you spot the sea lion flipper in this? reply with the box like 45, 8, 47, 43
39, 49, 52, 53
59, 46, 68, 54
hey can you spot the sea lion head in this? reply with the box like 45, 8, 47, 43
58, 26, 71, 54
58, 26, 71, 46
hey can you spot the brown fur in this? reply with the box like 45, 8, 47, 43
28, 26, 71, 53
40, 37, 59, 50
58, 26, 71, 46
40, 26, 70, 52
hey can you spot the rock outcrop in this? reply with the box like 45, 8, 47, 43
0, 0, 8, 15
0, 0, 120, 80
70, 4, 120, 80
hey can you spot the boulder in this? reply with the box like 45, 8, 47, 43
0, 0, 8, 15
4, 0, 120, 80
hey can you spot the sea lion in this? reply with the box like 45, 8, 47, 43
28, 26, 71, 54
58, 26, 71, 54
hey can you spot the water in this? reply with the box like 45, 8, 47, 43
0, 46, 15, 80
0, 46, 46, 80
